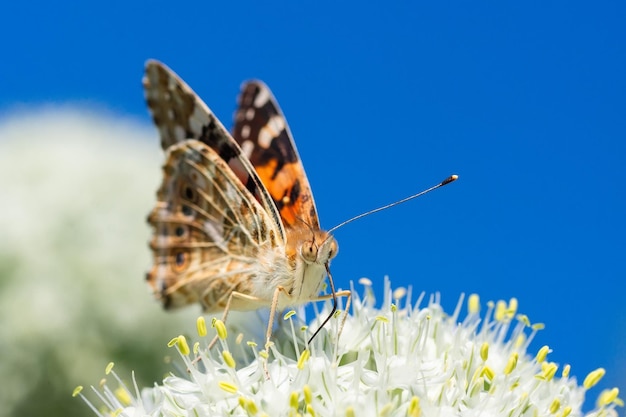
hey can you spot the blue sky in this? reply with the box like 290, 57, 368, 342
2, 0, 625, 406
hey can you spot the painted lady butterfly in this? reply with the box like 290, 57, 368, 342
143, 60, 349, 345
143, 60, 457, 346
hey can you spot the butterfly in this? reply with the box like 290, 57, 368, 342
143, 60, 350, 346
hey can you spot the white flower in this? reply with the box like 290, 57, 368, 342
76, 278, 622, 417
0, 109, 201, 417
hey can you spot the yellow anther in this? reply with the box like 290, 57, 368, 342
391, 304, 397, 312
480, 342, 489, 361
218, 381, 238, 394
514, 333, 526, 348
359, 277, 372, 286
247, 341, 258, 347
289, 391, 299, 408
393, 287, 407, 300
99, 378, 106, 388
375, 315, 389, 323
306, 404, 315, 417
584, 368, 606, 389
517, 314, 530, 326
284, 310, 296, 320
507, 297, 518, 316
549, 398, 560, 414
167, 337, 178, 347
562, 364, 571, 378
562, 406, 572, 417
114, 387, 132, 406
345, 407, 355, 417
495, 300, 507, 321
222, 350, 236, 368
408, 396, 421, 417
105, 362, 115, 375
303, 385, 312, 404
334, 309, 343, 318
239, 397, 258, 415
297, 349, 310, 370
196, 316, 207, 337
536, 345, 550, 363
193, 342, 200, 354
259, 350, 269, 359
214, 319, 228, 340
597, 387, 619, 406
177, 335, 190, 356
481, 366, 495, 381
541, 362, 558, 381
468, 294, 480, 314
532, 323, 545, 330
72, 386, 83, 397
504, 352, 518, 375
246, 398, 259, 415
235, 333, 244, 345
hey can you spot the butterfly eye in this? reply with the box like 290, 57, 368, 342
328, 240, 339, 259
174, 226, 186, 237
301, 241, 318, 263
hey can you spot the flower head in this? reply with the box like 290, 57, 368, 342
76, 278, 621, 417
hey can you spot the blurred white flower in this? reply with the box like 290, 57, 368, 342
76, 278, 621, 417
0, 108, 202, 417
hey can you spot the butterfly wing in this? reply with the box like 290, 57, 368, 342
147, 140, 284, 311
143, 60, 288, 310
143, 60, 284, 240
232, 81, 320, 230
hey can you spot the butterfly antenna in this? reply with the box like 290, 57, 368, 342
295, 215, 315, 235
307, 263, 338, 345
327, 174, 458, 234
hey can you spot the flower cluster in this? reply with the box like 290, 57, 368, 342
75, 278, 621, 417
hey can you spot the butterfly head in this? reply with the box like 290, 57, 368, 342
299, 230, 338, 266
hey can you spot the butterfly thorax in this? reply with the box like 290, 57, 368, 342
252, 227, 337, 309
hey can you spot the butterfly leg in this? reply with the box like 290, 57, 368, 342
208, 290, 266, 350
266, 285, 291, 349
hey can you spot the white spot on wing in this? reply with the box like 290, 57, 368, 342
267, 115, 285, 133
155, 265, 168, 283
173, 125, 186, 141
241, 140, 254, 158
156, 235, 169, 247
245, 108, 255, 120
258, 130, 272, 148
258, 115, 286, 148
240, 125, 251, 139
253, 87, 270, 107
189, 105, 211, 137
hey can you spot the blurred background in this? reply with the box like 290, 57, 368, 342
1, 1, 624, 416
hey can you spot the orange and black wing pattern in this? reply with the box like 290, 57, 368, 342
232, 81, 319, 230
